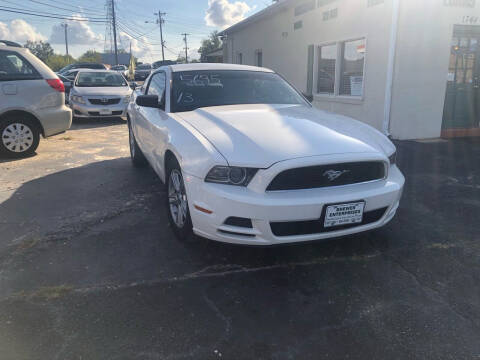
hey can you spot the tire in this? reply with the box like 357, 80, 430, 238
0, 115, 40, 158
128, 120, 147, 167
166, 159, 193, 241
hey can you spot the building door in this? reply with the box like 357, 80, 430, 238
442, 25, 480, 136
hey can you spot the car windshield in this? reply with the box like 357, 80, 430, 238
75, 71, 127, 87
171, 70, 306, 112
112, 65, 125, 70
137, 64, 151, 70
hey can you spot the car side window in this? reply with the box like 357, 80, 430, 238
0, 50, 41, 81
147, 72, 166, 99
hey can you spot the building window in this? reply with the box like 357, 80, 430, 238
367, 0, 384, 7
294, 20, 303, 30
313, 38, 366, 98
237, 52, 243, 64
318, 0, 337, 6
317, 44, 337, 94
294, 0, 315, 16
256, 50, 263, 67
339, 39, 366, 96
322, 8, 338, 21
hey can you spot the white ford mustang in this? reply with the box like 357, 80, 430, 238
127, 63, 404, 245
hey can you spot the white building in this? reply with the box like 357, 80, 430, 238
219, 0, 480, 140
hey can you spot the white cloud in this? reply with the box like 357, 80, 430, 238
49, 14, 102, 46
205, 0, 251, 28
0, 20, 46, 43
118, 31, 155, 62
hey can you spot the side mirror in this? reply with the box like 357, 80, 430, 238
130, 82, 137, 90
136, 94, 166, 110
136, 95, 160, 108
303, 93, 314, 103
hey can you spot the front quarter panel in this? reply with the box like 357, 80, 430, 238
166, 113, 227, 181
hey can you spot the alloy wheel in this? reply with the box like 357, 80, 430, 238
2, 123, 34, 153
168, 169, 188, 228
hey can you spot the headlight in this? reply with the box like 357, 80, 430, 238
123, 95, 131, 103
388, 151, 397, 165
71, 95, 85, 104
205, 166, 258, 186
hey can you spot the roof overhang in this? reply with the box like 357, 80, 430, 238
218, 0, 292, 36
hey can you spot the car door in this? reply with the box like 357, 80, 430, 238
135, 71, 170, 176
0, 50, 46, 113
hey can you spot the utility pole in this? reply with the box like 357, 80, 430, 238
156, 11, 166, 62
182, 33, 189, 63
61, 23, 69, 56
111, 0, 119, 65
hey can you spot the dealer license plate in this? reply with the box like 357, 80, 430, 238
99, 109, 111, 115
324, 202, 365, 228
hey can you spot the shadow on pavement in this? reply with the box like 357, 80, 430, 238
0, 157, 383, 294
1, 140, 480, 359
69, 116, 126, 130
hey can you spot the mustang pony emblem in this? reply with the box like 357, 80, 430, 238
323, 169, 350, 181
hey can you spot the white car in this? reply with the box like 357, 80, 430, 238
111, 65, 129, 78
69, 70, 133, 120
0, 40, 72, 158
127, 64, 404, 245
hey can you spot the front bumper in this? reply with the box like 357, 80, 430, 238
70, 101, 127, 118
184, 160, 405, 246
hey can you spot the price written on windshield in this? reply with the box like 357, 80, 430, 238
462, 15, 479, 24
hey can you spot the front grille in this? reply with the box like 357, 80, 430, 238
88, 98, 120, 105
266, 162, 385, 191
270, 207, 388, 237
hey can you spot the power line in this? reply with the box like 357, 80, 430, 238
26, 0, 104, 16
0, 6, 107, 22
116, 23, 162, 46
0, 1, 106, 20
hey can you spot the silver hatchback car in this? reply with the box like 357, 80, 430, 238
69, 70, 133, 120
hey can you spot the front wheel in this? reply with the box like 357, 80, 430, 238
0, 116, 40, 158
166, 161, 193, 240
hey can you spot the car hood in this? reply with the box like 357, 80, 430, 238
72, 86, 131, 96
177, 104, 395, 168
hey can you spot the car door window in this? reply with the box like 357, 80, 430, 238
147, 72, 166, 99
0, 51, 41, 81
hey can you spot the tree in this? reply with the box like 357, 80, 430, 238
24, 41, 54, 63
198, 31, 222, 63
175, 54, 200, 64
77, 50, 102, 63
45, 54, 75, 72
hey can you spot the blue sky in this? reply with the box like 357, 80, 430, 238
0, 0, 269, 62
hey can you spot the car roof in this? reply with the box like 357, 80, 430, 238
0, 40, 22, 47
0, 44, 29, 53
168, 63, 274, 73
77, 69, 111, 73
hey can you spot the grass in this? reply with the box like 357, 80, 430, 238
13, 285, 74, 301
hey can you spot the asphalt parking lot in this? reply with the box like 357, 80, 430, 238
0, 119, 479, 360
